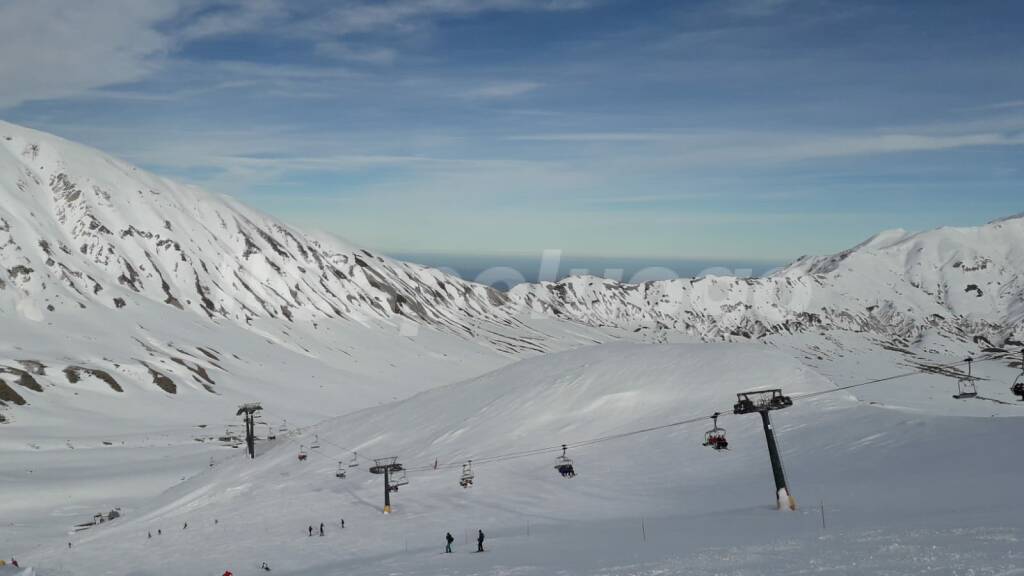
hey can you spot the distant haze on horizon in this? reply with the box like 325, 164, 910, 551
1, 0, 1022, 260
389, 251, 788, 289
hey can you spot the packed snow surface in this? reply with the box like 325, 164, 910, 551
9, 344, 1024, 575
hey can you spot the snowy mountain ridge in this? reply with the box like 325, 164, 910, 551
0, 120, 517, 332
1, 119, 1023, 427
508, 217, 1024, 348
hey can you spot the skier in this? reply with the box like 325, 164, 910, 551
183, 521, 188, 530
260, 561, 271, 571
340, 518, 345, 529
445, 532, 454, 553
477, 529, 485, 552
148, 530, 152, 539
319, 522, 324, 537
308, 525, 313, 537
222, 571, 233, 576
11, 558, 19, 567
158, 529, 162, 536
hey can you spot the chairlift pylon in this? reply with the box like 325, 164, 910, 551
554, 444, 576, 478
703, 412, 729, 451
954, 357, 979, 399
459, 460, 474, 488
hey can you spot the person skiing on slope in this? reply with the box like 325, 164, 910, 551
308, 525, 313, 537
477, 530, 485, 552
445, 532, 454, 553
260, 561, 271, 571
320, 522, 324, 537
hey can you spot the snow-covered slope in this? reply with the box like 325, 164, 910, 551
17, 344, 1024, 575
0, 120, 625, 430
0, 121, 517, 328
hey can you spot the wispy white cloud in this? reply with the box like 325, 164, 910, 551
177, 0, 287, 41
0, 0, 175, 108
511, 128, 1024, 164
725, 0, 796, 17
315, 42, 398, 65
464, 81, 544, 99
508, 132, 674, 142
982, 100, 1024, 111
309, 0, 596, 38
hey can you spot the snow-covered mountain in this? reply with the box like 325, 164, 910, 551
509, 218, 1024, 349
3, 122, 1024, 575
2, 118, 1022, 431
0, 120, 615, 429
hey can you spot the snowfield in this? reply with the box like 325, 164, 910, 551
10, 344, 1024, 575
1, 120, 1023, 574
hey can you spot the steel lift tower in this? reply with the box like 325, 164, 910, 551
733, 389, 796, 510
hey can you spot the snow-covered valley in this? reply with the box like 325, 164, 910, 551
1, 120, 1023, 575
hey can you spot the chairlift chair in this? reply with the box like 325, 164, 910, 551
349, 451, 359, 467
554, 444, 576, 478
459, 460, 474, 488
297, 445, 307, 461
702, 412, 729, 451
336, 461, 347, 479
266, 423, 276, 440
310, 434, 321, 449
953, 357, 979, 399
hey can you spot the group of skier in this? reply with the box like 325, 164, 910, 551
445, 530, 485, 553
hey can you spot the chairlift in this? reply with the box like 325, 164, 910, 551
297, 444, 307, 461
702, 412, 729, 451
554, 444, 576, 478
336, 461, 347, 479
310, 434, 321, 449
348, 451, 359, 467
266, 423, 276, 441
459, 460, 474, 488
954, 357, 979, 399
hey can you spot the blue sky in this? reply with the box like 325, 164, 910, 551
2, 0, 1022, 260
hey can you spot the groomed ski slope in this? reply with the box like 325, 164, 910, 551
20, 343, 1024, 575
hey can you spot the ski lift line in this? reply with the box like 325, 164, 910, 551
791, 354, 995, 401
312, 436, 379, 465
277, 354, 1009, 478
404, 354, 1007, 475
